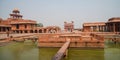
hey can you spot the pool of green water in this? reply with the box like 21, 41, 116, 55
0, 41, 120, 60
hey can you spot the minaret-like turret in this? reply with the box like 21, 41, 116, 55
10, 8, 23, 19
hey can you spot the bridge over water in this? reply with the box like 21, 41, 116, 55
52, 39, 70, 60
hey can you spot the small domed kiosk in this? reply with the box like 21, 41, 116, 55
10, 8, 23, 19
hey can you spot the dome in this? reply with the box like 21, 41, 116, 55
13, 8, 20, 13
108, 17, 120, 21
108, 17, 120, 23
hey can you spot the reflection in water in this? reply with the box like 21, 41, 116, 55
39, 48, 59, 60
64, 48, 104, 60
105, 41, 120, 60
0, 40, 120, 60
0, 41, 38, 60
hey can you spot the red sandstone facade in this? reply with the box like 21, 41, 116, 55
0, 9, 120, 33
64, 21, 74, 32
83, 17, 120, 32
0, 9, 60, 33
106, 18, 120, 32
83, 22, 106, 32
1, 9, 119, 48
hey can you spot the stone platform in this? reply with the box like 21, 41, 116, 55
38, 33, 104, 48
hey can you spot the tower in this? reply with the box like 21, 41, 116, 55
10, 8, 23, 19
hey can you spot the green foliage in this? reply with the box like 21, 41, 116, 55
36, 23, 43, 27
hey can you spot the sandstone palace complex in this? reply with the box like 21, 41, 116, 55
0, 9, 60, 34
0, 9, 120, 33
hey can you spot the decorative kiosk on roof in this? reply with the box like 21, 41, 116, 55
10, 8, 23, 19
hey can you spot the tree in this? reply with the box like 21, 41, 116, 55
36, 23, 43, 27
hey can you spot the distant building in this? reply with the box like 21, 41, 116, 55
0, 9, 60, 33
83, 22, 106, 32
1, 9, 119, 33
106, 17, 120, 32
0, 18, 11, 33
64, 21, 74, 32
83, 17, 120, 32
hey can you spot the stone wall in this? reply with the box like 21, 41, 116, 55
38, 33, 104, 48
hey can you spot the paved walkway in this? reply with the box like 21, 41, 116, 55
0, 33, 35, 40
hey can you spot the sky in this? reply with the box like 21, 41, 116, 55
0, 0, 120, 29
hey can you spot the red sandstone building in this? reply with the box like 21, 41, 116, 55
64, 21, 74, 32
83, 22, 106, 32
0, 9, 120, 33
83, 17, 120, 32
0, 9, 60, 33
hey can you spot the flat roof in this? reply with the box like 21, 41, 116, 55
83, 22, 105, 26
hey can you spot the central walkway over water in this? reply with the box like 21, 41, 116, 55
52, 39, 70, 60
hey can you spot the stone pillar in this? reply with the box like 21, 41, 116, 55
33, 30, 35, 33
22, 30, 24, 33
91, 26, 93, 32
92, 26, 94, 32
116, 23, 118, 32
116, 23, 119, 32
46, 29, 48, 33
108, 24, 110, 32
106, 25, 107, 32
101, 26, 103, 32
113, 23, 115, 32
42, 29, 44, 33
106, 24, 108, 32
104, 26, 106, 32
96, 26, 99, 32
90, 26, 92, 32
14, 30, 16, 33
28, 30, 30, 33
109, 24, 111, 32
98, 26, 100, 32
100, 26, 102, 32
37, 29, 39, 33
102, 26, 104, 32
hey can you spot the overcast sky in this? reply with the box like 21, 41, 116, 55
0, 0, 120, 29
